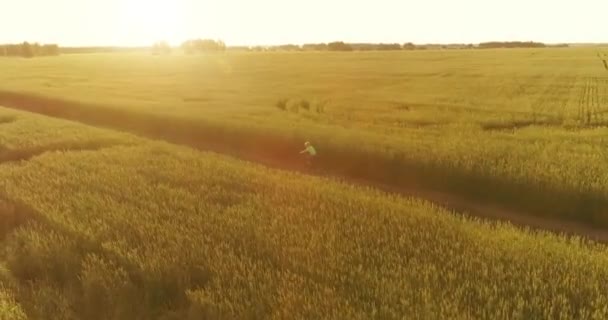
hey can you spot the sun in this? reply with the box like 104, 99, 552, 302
119, 0, 185, 46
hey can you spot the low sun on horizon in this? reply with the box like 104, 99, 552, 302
118, 0, 187, 46
2, 0, 607, 49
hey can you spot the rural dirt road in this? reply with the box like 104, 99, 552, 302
1, 92, 608, 243
250, 152, 608, 244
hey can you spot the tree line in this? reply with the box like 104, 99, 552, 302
234, 41, 568, 52
0, 40, 569, 57
477, 41, 548, 49
150, 39, 227, 55
182, 39, 226, 53
243, 42, 469, 52
148, 40, 478, 54
0, 42, 59, 58
146, 39, 569, 55
61, 46, 149, 54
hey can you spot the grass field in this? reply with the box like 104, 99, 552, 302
0, 48, 608, 228
1, 108, 608, 319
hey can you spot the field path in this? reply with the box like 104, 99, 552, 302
251, 152, 608, 243
1, 91, 608, 243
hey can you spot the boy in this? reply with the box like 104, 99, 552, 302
300, 141, 317, 167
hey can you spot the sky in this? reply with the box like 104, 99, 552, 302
0, 0, 606, 46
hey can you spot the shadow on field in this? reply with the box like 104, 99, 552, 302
2, 90, 608, 239
0, 140, 123, 164
0, 192, 214, 319
0, 90, 306, 168
0, 116, 17, 125
0, 198, 36, 241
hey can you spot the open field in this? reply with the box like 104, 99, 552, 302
1, 108, 608, 318
0, 48, 608, 227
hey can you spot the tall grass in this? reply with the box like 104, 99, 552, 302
0, 109, 608, 318
0, 49, 607, 227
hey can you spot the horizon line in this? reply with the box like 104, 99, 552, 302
48, 40, 608, 49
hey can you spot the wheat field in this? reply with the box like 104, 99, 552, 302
1, 48, 607, 225
0, 107, 603, 318
0, 48, 608, 318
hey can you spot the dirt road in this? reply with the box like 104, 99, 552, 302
1, 91, 607, 243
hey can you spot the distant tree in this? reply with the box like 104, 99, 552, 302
31, 42, 42, 56
402, 42, 416, 50
181, 39, 226, 54
478, 41, 546, 49
275, 44, 301, 51
423, 44, 442, 50
350, 43, 374, 51
7, 44, 17, 57
349, 43, 401, 51
181, 40, 195, 54
42, 44, 60, 56
376, 43, 401, 51
152, 41, 171, 55
21, 42, 34, 58
202, 39, 224, 51
0, 42, 60, 58
327, 41, 353, 51
302, 43, 328, 51
219, 40, 226, 50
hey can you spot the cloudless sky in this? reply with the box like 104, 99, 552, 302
0, 0, 606, 46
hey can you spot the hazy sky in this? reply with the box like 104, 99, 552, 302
1, 0, 606, 46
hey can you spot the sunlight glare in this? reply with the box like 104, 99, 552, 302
119, 0, 186, 45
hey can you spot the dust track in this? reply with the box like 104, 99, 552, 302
1, 91, 608, 243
